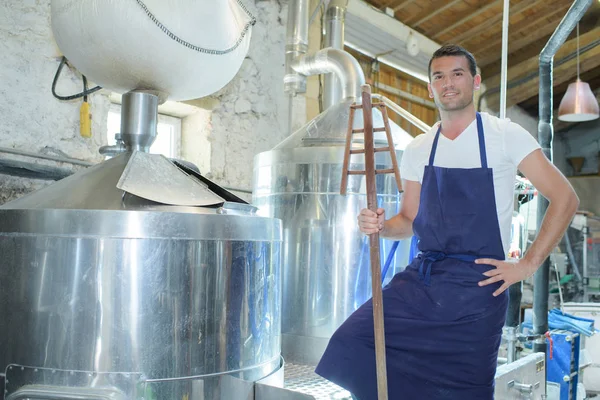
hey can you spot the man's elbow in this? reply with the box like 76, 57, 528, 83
569, 191, 580, 215
562, 189, 580, 217
548, 186, 579, 216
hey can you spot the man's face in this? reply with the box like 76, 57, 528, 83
427, 56, 481, 112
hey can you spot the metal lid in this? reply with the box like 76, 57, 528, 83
0, 153, 281, 241
273, 99, 413, 150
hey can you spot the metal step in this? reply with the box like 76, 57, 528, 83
284, 363, 352, 400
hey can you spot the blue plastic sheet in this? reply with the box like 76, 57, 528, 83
523, 308, 597, 337
547, 308, 597, 337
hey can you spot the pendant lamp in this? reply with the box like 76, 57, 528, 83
557, 23, 599, 122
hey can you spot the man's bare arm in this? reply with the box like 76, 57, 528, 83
380, 179, 421, 240
518, 149, 579, 270
357, 179, 420, 239
478, 149, 579, 296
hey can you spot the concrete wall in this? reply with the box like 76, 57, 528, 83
0, 0, 293, 204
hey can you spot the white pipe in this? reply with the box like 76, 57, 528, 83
372, 94, 431, 133
291, 48, 365, 101
499, 0, 510, 119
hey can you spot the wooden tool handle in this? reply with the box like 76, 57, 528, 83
361, 84, 389, 400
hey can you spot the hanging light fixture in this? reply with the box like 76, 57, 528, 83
558, 23, 599, 122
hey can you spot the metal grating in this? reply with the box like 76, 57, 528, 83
284, 363, 353, 400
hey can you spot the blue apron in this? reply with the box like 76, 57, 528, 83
316, 113, 508, 399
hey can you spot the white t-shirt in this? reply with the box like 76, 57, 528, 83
400, 112, 540, 256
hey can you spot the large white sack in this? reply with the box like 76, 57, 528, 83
51, 0, 254, 101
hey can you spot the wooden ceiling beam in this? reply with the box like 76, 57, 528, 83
477, 23, 557, 67
378, 0, 401, 8
392, 0, 417, 12
451, 0, 544, 45
484, 26, 600, 110
483, 15, 600, 76
408, 0, 462, 27
485, 26, 600, 90
519, 69, 600, 110
433, 0, 501, 39
474, 2, 572, 65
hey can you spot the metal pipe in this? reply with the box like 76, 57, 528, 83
291, 48, 365, 101
583, 224, 589, 301
98, 143, 127, 157
222, 186, 252, 195
0, 159, 74, 181
120, 91, 159, 152
506, 283, 522, 328
372, 94, 431, 133
284, 0, 310, 96
503, 326, 517, 364
323, 0, 348, 109
373, 82, 436, 109
563, 232, 583, 282
499, 0, 510, 119
0, 146, 94, 167
533, 0, 593, 355
309, 0, 326, 26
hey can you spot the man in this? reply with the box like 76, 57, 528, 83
315, 44, 579, 399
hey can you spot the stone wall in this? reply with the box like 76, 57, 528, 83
207, 0, 295, 192
0, 0, 110, 204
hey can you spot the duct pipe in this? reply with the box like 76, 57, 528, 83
284, 0, 310, 96
533, 0, 593, 355
0, 147, 94, 167
291, 48, 365, 101
323, 0, 348, 109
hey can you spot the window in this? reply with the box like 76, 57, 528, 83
107, 104, 182, 158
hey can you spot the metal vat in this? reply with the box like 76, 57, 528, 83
252, 100, 413, 365
0, 152, 282, 400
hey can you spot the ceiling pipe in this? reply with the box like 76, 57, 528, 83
323, 0, 349, 109
284, 0, 364, 102
291, 48, 365, 101
533, 0, 593, 356
284, 0, 310, 96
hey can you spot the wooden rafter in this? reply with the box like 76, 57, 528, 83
451, 0, 545, 45
474, 2, 572, 65
433, 0, 501, 39
477, 22, 559, 67
484, 26, 600, 109
378, 0, 401, 9
408, 0, 462, 27
392, 0, 417, 12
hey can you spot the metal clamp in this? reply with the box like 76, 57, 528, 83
516, 333, 545, 343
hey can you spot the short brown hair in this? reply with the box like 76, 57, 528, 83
428, 44, 477, 80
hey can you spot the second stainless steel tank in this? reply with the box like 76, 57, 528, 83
253, 100, 413, 364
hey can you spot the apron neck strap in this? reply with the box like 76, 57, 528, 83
427, 112, 487, 168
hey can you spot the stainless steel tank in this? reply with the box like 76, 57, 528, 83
0, 92, 282, 400
253, 100, 413, 365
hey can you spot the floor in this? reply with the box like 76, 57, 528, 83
284, 362, 352, 400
